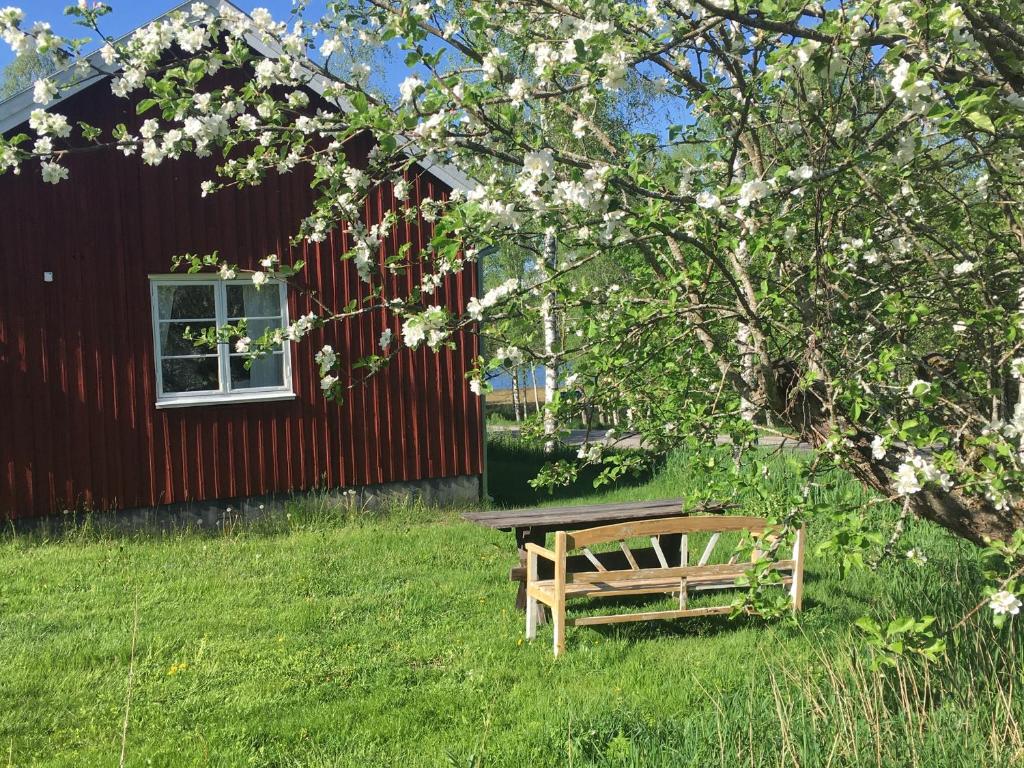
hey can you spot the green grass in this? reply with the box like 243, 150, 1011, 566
0, 442, 1021, 766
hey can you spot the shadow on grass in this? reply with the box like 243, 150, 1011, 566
487, 434, 660, 508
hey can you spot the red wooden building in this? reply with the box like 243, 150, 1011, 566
0, 3, 484, 520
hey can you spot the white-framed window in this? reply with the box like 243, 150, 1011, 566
149, 275, 294, 408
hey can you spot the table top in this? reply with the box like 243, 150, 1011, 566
462, 498, 731, 531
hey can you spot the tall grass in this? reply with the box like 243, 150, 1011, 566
0, 438, 1021, 766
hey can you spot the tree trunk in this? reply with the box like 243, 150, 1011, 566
542, 232, 559, 453
737, 321, 757, 423
775, 382, 1024, 546
529, 365, 541, 414
510, 367, 522, 423
841, 432, 1024, 546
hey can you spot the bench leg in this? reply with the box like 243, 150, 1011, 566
553, 531, 567, 657
791, 525, 806, 614
552, 603, 565, 657
526, 594, 538, 640
515, 528, 549, 625
526, 549, 538, 641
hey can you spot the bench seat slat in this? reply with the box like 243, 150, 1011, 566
530, 567, 795, 598
571, 605, 738, 627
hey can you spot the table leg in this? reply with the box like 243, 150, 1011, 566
515, 527, 548, 625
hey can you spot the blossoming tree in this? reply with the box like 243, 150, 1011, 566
3, 1, 1024, 616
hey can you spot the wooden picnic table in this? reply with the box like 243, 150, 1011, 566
463, 498, 732, 620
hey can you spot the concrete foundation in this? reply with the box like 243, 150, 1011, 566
8, 474, 482, 535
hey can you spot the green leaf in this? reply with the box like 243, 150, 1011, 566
965, 111, 995, 132
135, 98, 159, 115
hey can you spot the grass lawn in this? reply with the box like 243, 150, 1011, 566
1, 440, 1022, 766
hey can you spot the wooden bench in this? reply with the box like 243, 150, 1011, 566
524, 515, 806, 656
462, 499, 733, 621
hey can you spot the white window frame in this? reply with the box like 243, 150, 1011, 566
149, 274, 295, 408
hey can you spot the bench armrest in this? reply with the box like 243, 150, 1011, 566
525, 542, 557, 561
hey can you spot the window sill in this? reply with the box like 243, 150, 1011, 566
155, 392, 297, 409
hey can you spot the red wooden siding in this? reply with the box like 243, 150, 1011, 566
0, 84, 482, 519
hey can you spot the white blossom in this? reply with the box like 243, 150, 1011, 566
834, 119, 854, 139
788, 165, 814, 182
871, 435, 886, 460
508, 78, 527, 106
990, 590, 1022, 616
737, 179, 772, 208
696, 191, 720, 209
379, 328, 393, 349
28, 109, 71, 138
40, 160, 68, 185
905, 548, 928, 566
399, 75, 423, 104
315, 344, 337, 374
893, 462, 921, 495
466, 278, 519, 321
100, 42, 117, 65
32, 78, 57, 105
481, 47, 505, 81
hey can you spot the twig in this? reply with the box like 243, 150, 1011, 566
952, 562, 1024, 632
870, 497, 912, 569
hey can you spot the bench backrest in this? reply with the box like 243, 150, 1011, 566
565, 515, 773, 549
554, 515, 802, 585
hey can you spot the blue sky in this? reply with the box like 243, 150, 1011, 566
0, 2, 304, 67
5, 1, 685, 139
1, 1, 411, 92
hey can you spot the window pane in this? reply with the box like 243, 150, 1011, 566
157, 284, 216, 320
161, 357, 219, 393
230, 353, 284, 390
227, 283, 282, 319
159, 321, 216, 357
239, 317, 284, 343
